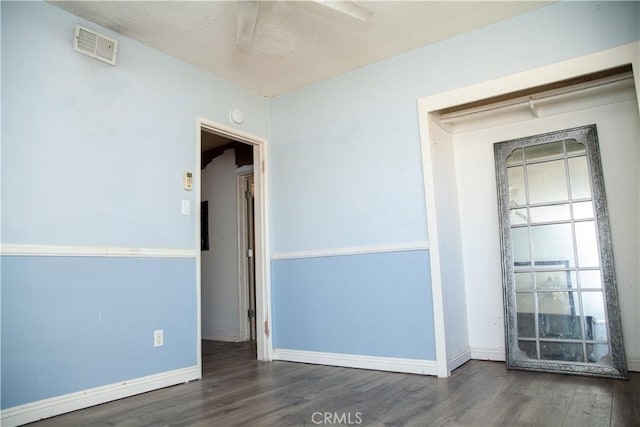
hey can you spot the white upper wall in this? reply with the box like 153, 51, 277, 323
268, 1, 640, 254
1, 1, 269, 249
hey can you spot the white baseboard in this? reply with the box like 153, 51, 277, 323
0, 366, 200, 427
448, 347, 472, 371
272, 348, 437, 376
202, 333, 244, 342
470, 346, 506, 361
627, 355, 640, 373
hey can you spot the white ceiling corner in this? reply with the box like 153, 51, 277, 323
50, 1, 554, 97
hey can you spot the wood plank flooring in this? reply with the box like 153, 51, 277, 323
28, 341, 640, 426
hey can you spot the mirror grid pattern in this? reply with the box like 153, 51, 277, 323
494, 125, 626, 378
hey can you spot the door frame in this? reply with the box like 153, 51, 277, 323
196, 118, 273, 362
417, 42, 640, 378
237, 168, 255, 342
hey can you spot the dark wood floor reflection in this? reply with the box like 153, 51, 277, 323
28, 340, 640, 426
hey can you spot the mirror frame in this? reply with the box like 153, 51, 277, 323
494, 124, 627, 379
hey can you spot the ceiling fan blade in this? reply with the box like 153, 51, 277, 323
237, 1, 260, 45
310, 0, 373, 22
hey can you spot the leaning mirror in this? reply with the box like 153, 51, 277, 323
494, 124, 627, 378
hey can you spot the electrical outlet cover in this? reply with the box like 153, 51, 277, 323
154, 329, 164, 347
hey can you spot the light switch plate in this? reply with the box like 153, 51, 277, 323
181, 200, 190, 215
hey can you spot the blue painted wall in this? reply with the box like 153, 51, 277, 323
1, 256, 196, 409
269, 1, 639, 356
272, 251, 434, 359
1, 1, 268, 410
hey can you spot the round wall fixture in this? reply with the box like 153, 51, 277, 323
229, 109, 244, 124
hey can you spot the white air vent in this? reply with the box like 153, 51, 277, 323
74, 25, 118, 65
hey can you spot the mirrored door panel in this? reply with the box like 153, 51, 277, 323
494, 125, 627, 378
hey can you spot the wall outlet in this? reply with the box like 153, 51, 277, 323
154, 329, 164, 347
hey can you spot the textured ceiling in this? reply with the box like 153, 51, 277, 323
51, 1, 553, 97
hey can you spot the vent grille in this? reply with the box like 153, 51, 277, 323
74, 25, 118, 65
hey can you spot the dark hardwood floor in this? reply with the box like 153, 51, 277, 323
28, 341, 640, 426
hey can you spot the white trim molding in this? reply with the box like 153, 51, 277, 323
236, 169, 254, 342
627, 355, 640, 373
271, 241, 429, 261
272, 348, 437, 376
0, 244, 197, 258
0, 366, 200, 427
470, 347, 506, 362
419, 42, 640, 114
448, 347, 472, 372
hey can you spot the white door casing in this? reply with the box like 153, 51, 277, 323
197, 118, 272, 361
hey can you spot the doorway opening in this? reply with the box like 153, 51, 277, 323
197, 118, 271, 371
